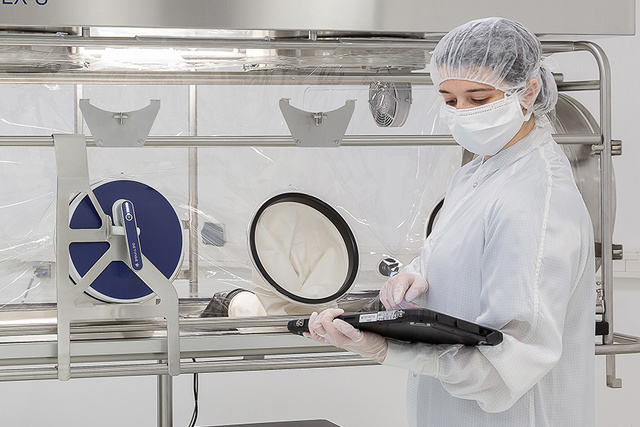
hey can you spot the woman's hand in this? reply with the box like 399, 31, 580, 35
305, 308, 388, 363
380, 273, 429, 310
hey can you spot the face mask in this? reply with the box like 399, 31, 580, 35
439, 94, 531, 156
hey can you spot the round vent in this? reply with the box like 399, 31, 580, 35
369, 82, 412, 127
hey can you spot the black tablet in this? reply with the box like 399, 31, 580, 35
288, 308, 503, 346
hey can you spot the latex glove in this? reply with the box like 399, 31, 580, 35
380, 273, 428, 310
305, 308, 388, 363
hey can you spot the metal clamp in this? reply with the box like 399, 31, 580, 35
279, 98, 355, 147
79, 99, 160, 147
591, 139, 622, 156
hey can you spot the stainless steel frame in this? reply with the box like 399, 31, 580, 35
0, 32, 636, 426
53, 135, 182, 381
574, 41, 626, 388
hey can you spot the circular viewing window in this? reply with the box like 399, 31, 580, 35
248, 193, 359, 305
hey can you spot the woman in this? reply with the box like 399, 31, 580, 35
306, 17, 595, 426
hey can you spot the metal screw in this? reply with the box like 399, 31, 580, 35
113, 112, 128, 125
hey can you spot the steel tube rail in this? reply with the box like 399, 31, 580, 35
188, 85, 199, 298
540, 41, 578, 53
0, 315, 298, 337
0, 71, 590, 88
339, 134, 600, 147
0, 340, 632, 380
0, 34, 576, 54
0, 354, 372, 382
558, 80, 601, 91
0, 72, 428, 86
157, 371, 173, 427
0, 71, 427, 86
0, 134, 601, 148
0, 337, 636, 382
596, 333, 640, 355
0, 34, 439, 50
596, 345, 640, 355
574, 41, 620, 387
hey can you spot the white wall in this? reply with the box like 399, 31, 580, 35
0, 366, 408, 426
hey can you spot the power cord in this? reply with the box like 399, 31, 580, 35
188, 358, 199, 427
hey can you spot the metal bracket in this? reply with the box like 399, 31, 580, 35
612, 139, 622, 156
79, 99, 161, 147
279, 98, 355, 147
606, 354, 623, 388
53, 134, 180, 381
591, 139, 622, 156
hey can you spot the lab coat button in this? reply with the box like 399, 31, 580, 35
473, 182, 478, 188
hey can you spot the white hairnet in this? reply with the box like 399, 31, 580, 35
430, 17, 558, 117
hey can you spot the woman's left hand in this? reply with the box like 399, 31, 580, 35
305, 308, 388, 363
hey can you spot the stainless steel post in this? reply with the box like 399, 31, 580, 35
188, 85, 199, 297
575, 41, 621, 388
73, 28, 89, 134
74, 85, 83, 134
158, 370, 174, 427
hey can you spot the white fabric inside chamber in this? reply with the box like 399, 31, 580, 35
228, 291, 267, 317
254, 201, 350, 300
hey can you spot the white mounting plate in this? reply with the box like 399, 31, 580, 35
79, 99, 160, 147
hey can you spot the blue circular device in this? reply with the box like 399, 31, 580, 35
68, 180, 184, 303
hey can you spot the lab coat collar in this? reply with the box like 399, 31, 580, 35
475, 125, 547, 182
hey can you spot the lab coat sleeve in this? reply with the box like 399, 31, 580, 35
436, 167, 590, 412
401, 255, 423, 276
385, 161, 591, 413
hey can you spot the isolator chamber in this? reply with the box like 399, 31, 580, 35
0, 6, 629, 394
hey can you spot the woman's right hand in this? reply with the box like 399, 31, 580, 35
380, 273, 429, 310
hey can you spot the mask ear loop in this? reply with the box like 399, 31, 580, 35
521, 97, 534, 121
502, 89, 533, 121
514, 77, 542, 120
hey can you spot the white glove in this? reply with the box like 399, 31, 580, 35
305, 308, 388, 363
379, 273, 428, 310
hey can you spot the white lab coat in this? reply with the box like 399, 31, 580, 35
384, 125, 596, 426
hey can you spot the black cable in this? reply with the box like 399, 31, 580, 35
188, 358, 199, 427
